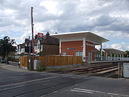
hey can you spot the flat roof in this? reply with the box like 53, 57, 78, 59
103, 48, 125, 54
52, 31, 109, 44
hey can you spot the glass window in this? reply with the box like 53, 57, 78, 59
62, 52, 67, 55
75, 51, 82, 56
67, 48, 75, 50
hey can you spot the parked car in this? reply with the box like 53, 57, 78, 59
0, 58, 9, 64
1, 59, 6, 63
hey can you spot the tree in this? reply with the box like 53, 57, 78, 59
46, 32, 50, 36
0, 36, 16, 60
125, 50, 129, 57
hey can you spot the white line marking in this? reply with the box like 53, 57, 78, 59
0, 85, 25, 91
0, 78, 53, 92
71, 88, 105, 94
0, 76, 58, 88
70, 88, 129, 97
0, 77, 54, 91
107, 92, 119, 95
71, 89, 93, 94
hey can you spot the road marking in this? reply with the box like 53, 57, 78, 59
0, 76, 59, 88
71, 88, 105, 94
0, 85, 25, 92
0, 77, 54, 92
71, 89, 93, 94
70, 88, 129, 97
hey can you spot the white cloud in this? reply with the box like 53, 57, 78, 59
0, 0, 129, 50
102, 42, 129, 51
40, 0, 63, 16
4, 9, 16, 15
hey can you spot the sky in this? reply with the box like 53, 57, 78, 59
0, 0, 129, 51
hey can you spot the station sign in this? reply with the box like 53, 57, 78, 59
37, 33, 44, 38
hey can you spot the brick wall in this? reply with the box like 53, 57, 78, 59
61, 40, 96, 61
42, 44, 59, 55
61, 41, 83, 55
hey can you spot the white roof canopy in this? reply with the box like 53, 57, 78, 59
52, 31, 108, 45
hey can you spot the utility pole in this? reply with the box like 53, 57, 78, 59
31, 7, 34, 52
30, 7, 34, 70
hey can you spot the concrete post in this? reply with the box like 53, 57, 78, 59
117, 54, 119, 60
59, 39, 62, 55
83, 38, 86, 62
111, 53, 113, 60
105, 52, 108, 61
100, 43, 103, 61
116, 54, 118, 60
19, 45, 21, 54
120, 54, 121, 60
122, 54, 124, 60
109, 52, 111, 60
114, 54, 116, 60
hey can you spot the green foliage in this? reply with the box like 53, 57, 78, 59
125, 50, 129, 57
7, 57, 19, 62
36, 61, 46, 71
7, 57, 15, 61
0, 36, 16, 59
37, 52, 43, 56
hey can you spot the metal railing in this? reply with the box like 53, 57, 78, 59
95, 56, 129, 61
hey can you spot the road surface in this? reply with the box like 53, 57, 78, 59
0, 68, 129, 97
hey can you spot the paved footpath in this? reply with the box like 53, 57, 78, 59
0, 63, 129, 97
0, 63, 30, 72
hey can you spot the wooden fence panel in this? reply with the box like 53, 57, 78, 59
19, 56, 29, 67
20, 56, 82, 67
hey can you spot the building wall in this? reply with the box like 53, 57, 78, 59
85, 41, 96, 61
61, 40, 96, 62
61, 41, 83, 55
42, 44, 59, 55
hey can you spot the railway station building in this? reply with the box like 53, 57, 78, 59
52, 31, 108, 63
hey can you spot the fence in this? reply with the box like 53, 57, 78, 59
95, 56, 129, 61
20, 56, 82, 67
19, 56, 29, 67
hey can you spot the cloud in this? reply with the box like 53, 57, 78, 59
0, 0, 129, 51
103, 42, 129, 51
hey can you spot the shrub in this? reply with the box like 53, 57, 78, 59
36, 61, 46, 71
